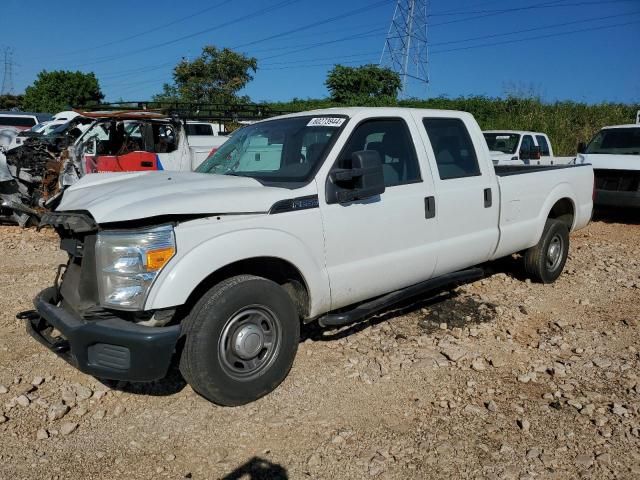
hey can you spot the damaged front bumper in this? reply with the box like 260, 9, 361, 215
23, 287, 181, 382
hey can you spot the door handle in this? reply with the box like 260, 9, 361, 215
424, 196, 436, 219
483, 188, 492, 208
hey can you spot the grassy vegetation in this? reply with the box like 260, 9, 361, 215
265, 96, 639, 156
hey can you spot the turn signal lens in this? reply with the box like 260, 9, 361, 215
146, 247, 175, 271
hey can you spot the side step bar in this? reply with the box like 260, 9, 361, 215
317, 268, 484, 328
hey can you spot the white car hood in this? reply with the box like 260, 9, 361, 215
57, 171, 292, 224
577, 153, 640, 171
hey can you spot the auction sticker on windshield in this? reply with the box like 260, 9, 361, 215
307, 117, 346, 127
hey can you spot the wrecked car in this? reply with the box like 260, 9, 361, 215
1, 111, 228, 226
62, 111, 228, 183
0, 116, 92, 226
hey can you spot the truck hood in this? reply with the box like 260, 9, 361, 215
577, 153, 640, 171
57, 171, 291, 224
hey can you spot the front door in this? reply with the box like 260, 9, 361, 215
319, 115, 439, 310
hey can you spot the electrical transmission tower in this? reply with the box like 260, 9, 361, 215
380, 0, 429, 98
1, 47, 15, 96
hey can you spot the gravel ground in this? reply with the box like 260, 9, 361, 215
0, 212, 639, 480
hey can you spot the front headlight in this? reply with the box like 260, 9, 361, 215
96, 225, 176, 311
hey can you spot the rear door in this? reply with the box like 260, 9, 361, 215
535, 134, 553, 165
416, 114, 500, 276
319, 113, 439, 310
520, 135, 537, 165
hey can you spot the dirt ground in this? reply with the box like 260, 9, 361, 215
0, 211, 638, 480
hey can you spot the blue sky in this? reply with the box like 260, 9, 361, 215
1, 0, 639, 104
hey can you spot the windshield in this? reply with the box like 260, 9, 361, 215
586, 127, 640, 155
483, 133, 520, 154
196, 116, 345, 183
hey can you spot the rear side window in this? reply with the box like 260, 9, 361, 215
521, 135, 535, 153
535, 135, 550, 156
186, 124, 214, 136
0, 116, 37, 128
340, 118, 421, 187
422, 118, 480, 180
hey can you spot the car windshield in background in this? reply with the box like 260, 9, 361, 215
483, 133, 520, 154
586, 128, 640, 155
196, 116, 346, 183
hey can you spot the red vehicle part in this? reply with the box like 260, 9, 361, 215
84, 151, 161, 173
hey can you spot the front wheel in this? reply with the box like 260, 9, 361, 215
523, 219, 569, 283
180, 275, 300, 406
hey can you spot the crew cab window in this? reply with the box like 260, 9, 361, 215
422, 118, 480, 180
340, 119, 420, 187
186, 123, 214, 136
536, 135, 550, 156
521, 135, 535, 154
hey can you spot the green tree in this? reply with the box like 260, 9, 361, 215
325, 64, 401, 104
22, 70, 104, 113
154, 46, 258, 104
0, 94, 24, 110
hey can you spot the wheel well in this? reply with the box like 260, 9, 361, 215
548, 198, 574, 230
184, 257, 310, 320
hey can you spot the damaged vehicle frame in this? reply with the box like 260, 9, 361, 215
1, 116, 93, 226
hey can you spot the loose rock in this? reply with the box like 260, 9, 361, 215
60, 422, 79, 436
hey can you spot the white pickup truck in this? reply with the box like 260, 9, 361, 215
24, 108, 593, 406
576, 123, 640, 209
483, 130, 574, 166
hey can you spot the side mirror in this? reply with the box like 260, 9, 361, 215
326, 150, 385, 204
519, 149, 529, 160
577, 142, 586, 154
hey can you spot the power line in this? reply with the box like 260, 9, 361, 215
95, 22, 387, 82
430, 18, 640, 54
225, 18, 640, 70
72, 0, 305, 68
32, 0, 234, 61
229, 0, 394, 50
429, 10, 640, 46
96, 16, 390, 84
429, 0, 637, 16
430, 0, 568, 27
258, 28, 387, 61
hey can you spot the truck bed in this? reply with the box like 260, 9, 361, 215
494, 164, 587, 176
491, 162, 594, 261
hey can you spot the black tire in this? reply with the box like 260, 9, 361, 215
180, 275, 299, 406
524, 219, 569, 283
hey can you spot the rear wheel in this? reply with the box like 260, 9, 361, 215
523, 219, 569, 283
180, 275, 299, 406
